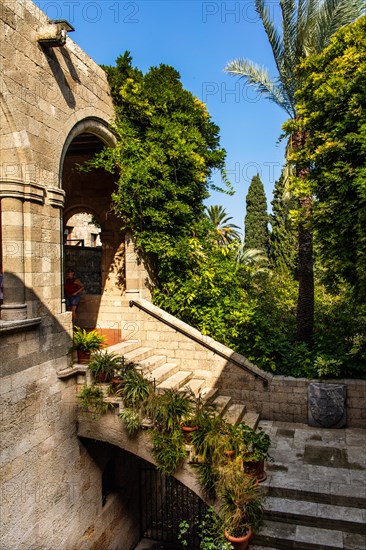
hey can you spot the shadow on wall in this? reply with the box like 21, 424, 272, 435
0, 272, 73, 378
41, 46, 78, 109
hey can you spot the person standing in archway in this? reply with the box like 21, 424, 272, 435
65, 268, 84, 324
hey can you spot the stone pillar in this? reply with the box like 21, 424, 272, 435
1, 197, 27, 320
125, 232, 140, 300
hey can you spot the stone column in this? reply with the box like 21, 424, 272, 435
125, 232, 140, 301
1, 197, 27, 320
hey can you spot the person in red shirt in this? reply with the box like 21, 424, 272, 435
64, 269, 84, 323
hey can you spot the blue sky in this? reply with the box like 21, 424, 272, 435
35, 0, 288, 233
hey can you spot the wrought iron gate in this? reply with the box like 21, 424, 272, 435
139, 463, 208, 549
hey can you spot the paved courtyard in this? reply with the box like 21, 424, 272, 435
253, 420, 366, 549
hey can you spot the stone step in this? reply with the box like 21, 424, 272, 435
182, 378, 206, 396
264, 477, 366, 509
199, 386, 218, 403
242, 411, 260, 430
156, 371, 193, 391
264, 496, 366, 535
123, 347, 155, 363
146, 363, 180, 385
107, 339, 140, 355
138, 354, 167, 372
211, 394, 232, 416
253, 520, 364, 549
223, 402, 246, 424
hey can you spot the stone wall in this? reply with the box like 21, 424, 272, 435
1, 0, 115, 324
0, 1, 142, 548
1, 355, 141, 549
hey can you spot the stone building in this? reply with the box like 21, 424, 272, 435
1, 2, 365, 549
1, 2, 151, 547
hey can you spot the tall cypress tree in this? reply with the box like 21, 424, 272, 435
269, 173, 297, 274
244, 174, 269, 252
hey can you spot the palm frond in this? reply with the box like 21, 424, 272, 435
280, 0, 299, 107
314, 0, 365, 53
255, 0, 285, 74
224, 59, 294, 116
206, 205, 241, 247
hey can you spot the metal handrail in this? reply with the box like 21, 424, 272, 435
129, 299, 269, 387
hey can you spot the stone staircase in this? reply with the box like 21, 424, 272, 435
66, 338, 366, 550
250, 422, 366, 550
106, 339, 260, 428
252, 491, 366, 549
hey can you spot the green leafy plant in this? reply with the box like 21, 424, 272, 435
77, 385, 114, 418
88, 350, 122, 383
236, 423, 272, 463
73, 327, 106, 351
181, 390, 216, 428
150, 428, 186, 475
119, 369, 153, 408
147, 388, 193, 433
190, 413, 234, 464
198, 508, 232, 550
190, 413, 233, 498
193, 461, 219, 500
119, 408, 141, 437
313, 355, 342, 379
178, 520, 189, 548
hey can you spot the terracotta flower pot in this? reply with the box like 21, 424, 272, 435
181, 425, 199, 443
77, 350, 91, 365
223, 449, 236, 461
245, 459, 267, 482
224, 529, 252, 550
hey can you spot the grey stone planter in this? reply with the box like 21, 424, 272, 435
308, 382, 346, 428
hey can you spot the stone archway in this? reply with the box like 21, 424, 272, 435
60, 120, 125, 344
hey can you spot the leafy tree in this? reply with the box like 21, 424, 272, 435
225, 0, 364, 347
289, 16, 366, 302
269, 172, 297, 273
89, 53, 227, 287
205, 205, 241, 248
244, 174, 269, 252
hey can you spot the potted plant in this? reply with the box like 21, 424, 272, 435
144, 388, 193, 475
181, 390, 216, 442
119, 408, 141, 437
190, 413, 230, 498
88, 350, 122, 383
217, 457, 264, 550
118, 369, 153, 408
117, 369, 153, 436
147, 388, 193, 433
73, 326, 106, 364
109, 355, 140, 390
237, 423, 272, 482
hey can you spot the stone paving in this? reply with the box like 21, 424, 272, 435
252, 420, 366, 549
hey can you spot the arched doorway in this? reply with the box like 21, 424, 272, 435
60, 122, 125, 345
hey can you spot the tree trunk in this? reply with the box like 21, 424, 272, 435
292, 126, 314, 348
296, 199, 314, 347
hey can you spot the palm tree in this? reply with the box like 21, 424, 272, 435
225, 0, 364, 347
206, 205, 241, 248
236, 247, 271, 277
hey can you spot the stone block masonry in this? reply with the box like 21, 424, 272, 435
0, 1, 140, 548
